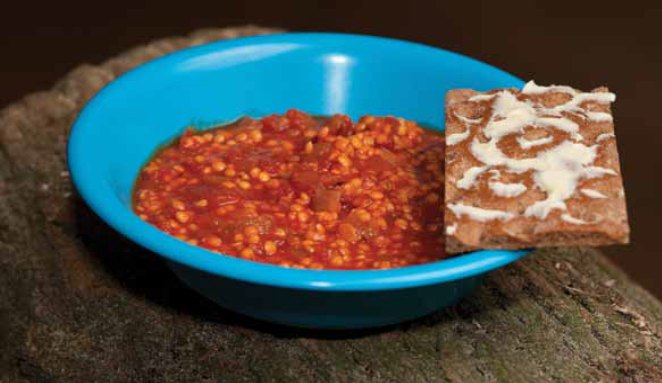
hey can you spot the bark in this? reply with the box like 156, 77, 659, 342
1, 26, 661, 383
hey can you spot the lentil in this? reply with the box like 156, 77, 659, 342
133, 109, 447, 270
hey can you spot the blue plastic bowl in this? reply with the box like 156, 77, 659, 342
68, 33, 528, 329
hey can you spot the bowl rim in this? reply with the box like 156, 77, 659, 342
68, 32, 529, 292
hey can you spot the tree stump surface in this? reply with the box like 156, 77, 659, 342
1, 26, 661, 383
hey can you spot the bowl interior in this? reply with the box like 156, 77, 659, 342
69, 33, 527, 291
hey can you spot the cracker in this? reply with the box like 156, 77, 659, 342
444, 82, 629, 253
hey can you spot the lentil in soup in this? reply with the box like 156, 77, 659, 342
133, 109, 446, 270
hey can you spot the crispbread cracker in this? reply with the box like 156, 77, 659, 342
445, 82, 629, 253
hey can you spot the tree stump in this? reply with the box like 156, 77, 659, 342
1, 26, 661, 383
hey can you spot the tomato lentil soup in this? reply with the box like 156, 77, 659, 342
133, 109, 446, 270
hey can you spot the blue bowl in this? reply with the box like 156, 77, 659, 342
68, 33, 528, 329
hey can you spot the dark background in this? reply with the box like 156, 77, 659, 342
2, 1, 660, 296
